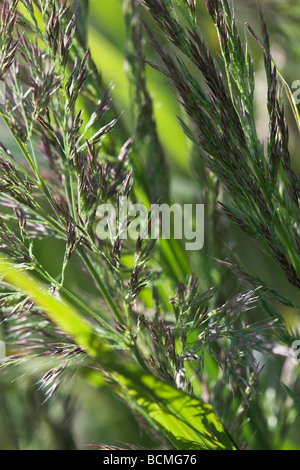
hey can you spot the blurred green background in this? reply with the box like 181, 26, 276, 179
1, 0, 300, 449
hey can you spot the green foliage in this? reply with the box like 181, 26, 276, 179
0, 255, 237, 450
0, 0, 299, 450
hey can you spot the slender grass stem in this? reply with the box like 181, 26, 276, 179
32, 261, 130, 346
78, 248, 125, 326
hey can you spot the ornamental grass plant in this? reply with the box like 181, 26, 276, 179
0, 0, 299, 450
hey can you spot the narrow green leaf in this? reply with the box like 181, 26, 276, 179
281, 382, 300, 408
115, 372, 238, 450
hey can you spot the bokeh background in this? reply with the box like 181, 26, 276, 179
0, 0, 300, 449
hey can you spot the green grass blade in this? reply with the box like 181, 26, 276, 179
115, 372, 238, 450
